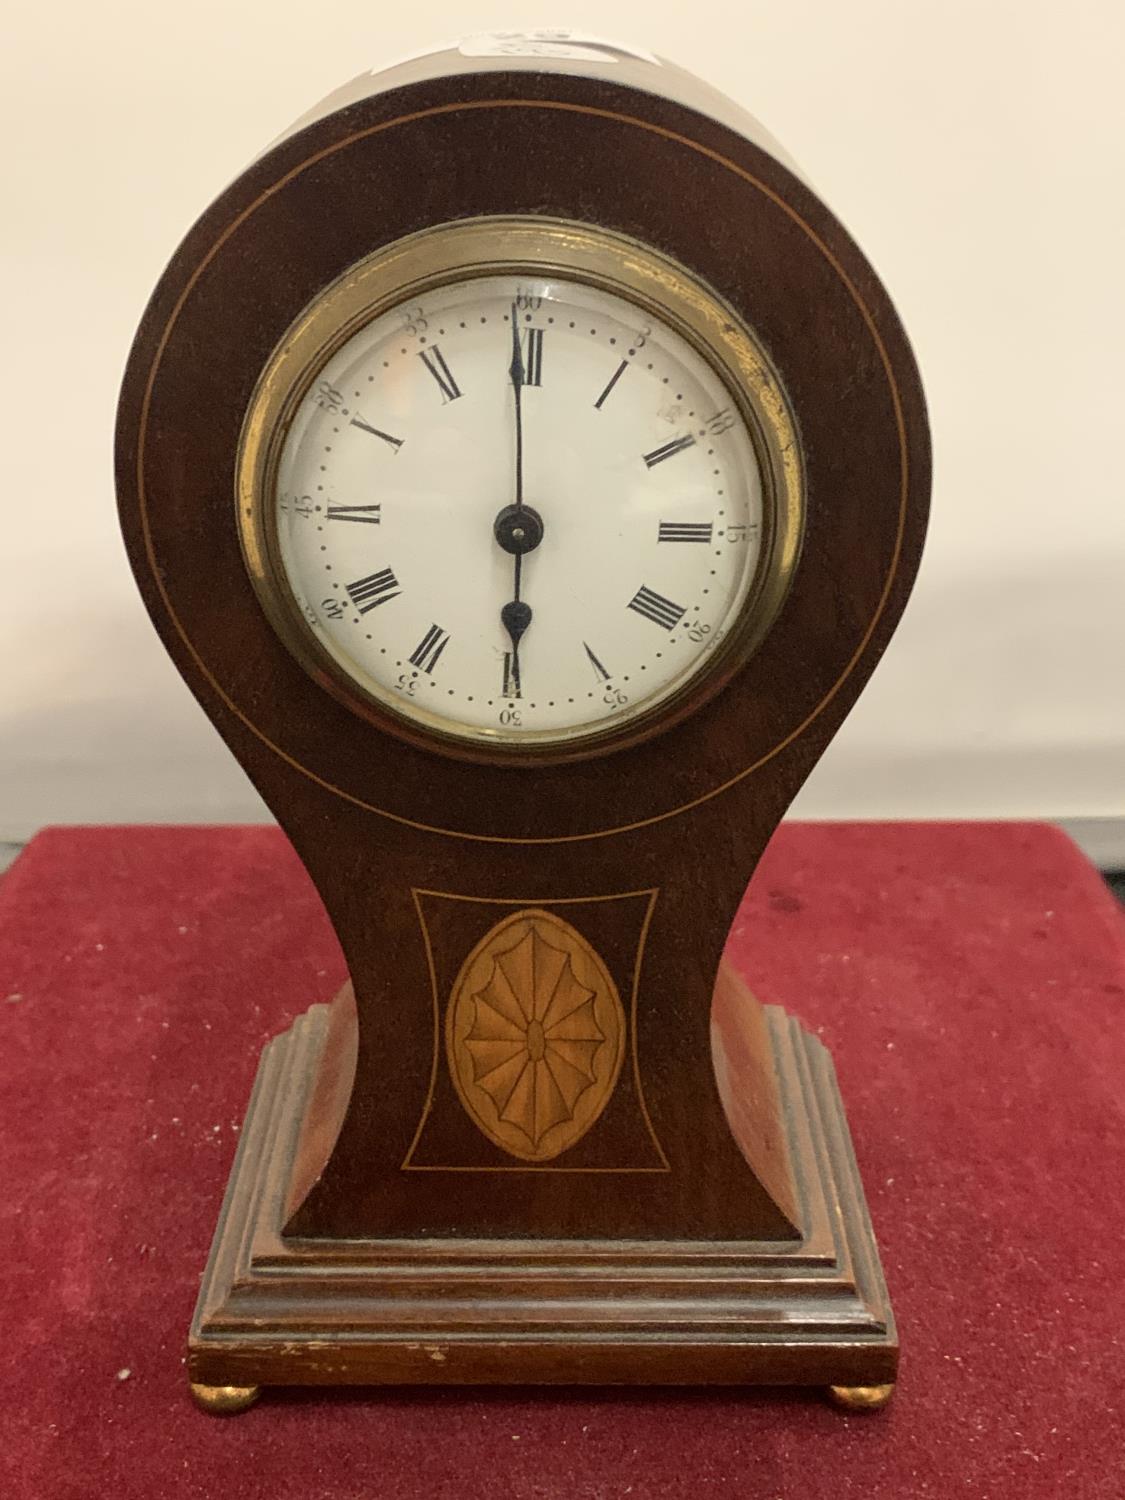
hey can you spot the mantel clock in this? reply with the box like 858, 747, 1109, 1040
115, 33, 930, 1413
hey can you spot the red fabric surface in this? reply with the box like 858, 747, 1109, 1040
2, 822, 1122, 1498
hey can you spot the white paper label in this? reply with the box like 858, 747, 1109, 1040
458, 30, 659, 65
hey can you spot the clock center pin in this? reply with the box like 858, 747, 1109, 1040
494, 501, 545, 555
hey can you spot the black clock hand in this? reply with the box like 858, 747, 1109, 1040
496, 303, 540, 697
510, 302, 525, 504
509, 302, 525, 617
500, 599, 531, 699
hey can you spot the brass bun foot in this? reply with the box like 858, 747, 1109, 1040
827, 1382, 895, 1412
190, 1382, 261, 1415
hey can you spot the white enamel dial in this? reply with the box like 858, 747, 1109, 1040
273, 273, 765, 745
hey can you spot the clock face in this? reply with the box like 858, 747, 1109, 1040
270, 271, 768, 748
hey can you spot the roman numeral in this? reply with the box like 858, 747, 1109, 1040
326, 504, 381, 525
583, 642, 611, 682
345, 568, 401, 614
349, 416, 403, 451
408, 623, 449, 675
522, 328, 544, 386
643, 434, 696, 468
502, 651, 521, 699
418, 345, 462, 403
627, 585, 686, 631
594, 359, 628, 410
658, 521, 713, 543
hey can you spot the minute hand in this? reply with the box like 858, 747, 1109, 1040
494, 311, 544, 700
508, 303, 526, 600
497, 304, 533, 704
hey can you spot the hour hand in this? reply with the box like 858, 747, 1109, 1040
501, 599, 531, 699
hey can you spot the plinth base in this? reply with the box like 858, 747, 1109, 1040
188, 998, 896, 1399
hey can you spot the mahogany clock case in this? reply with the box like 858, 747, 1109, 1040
115, 47, 930, 1395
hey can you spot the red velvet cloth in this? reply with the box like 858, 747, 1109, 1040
2, 823, 1122, 1497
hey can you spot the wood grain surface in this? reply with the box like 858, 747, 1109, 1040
115, 45, 929, 1390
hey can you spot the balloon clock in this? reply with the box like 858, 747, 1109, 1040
116, 35, 929, 1412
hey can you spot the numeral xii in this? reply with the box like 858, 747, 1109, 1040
521, 328, 543, 386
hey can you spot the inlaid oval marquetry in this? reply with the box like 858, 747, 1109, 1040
445, 909, 626, 1162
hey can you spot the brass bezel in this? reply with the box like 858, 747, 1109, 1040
236, 217, 804, 761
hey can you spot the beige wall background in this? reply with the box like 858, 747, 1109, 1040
1, 3, 1122, 842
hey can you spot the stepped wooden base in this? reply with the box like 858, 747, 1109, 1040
188, 1001, 896, 1399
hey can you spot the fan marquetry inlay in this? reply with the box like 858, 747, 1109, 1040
446, 909, 626, 1162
